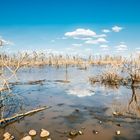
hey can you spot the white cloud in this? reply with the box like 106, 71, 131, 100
73, 37, 93, 41
102, 29, 111, 33
97, 38, 108, 43
72, 43, 83, 47
115, 43, 128, 52
95, 34, 107, 38
100, 44, 109, 48
135, 48, 140, 54
65, 28, 107, 40
100, 45, 110, 51
0, 38, 14, 46
117, 48, 127, 51
85, 38, 108, 45
112, 26, 123, 32
65, 28, 96, 38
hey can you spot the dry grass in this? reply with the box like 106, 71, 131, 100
1, 51, 140, 88
0, 52, 87, 67
89, 66, 123, 87
100, 71, 123, 85
89, 56, 140, 87
0, 52, 127, 68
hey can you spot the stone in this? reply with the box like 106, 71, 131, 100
99, 121, 102, 124
29, 130, 37, 136
40, 129, 50, 138
113, 111, 118, 115
21, 136, 32, 140
3, 132, 11, 139
8, 136, 15, 140
78, 131, 83, 135
69, 130, 78, 136
116, 130, 121, 135
47, 138, 51, 140
93, 130, 99, 134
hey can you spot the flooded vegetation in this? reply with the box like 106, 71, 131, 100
0, 53, 140, 140
1, 0, 140, 139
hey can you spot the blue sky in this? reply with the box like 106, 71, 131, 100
0, 0, 140, 55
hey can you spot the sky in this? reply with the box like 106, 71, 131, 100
0, 0, 140, 56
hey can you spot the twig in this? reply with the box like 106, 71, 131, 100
0, 106, 51, 127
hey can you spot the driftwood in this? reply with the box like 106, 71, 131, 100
27, 79, 46, 85
9, 79, 46, 86
0, 106, 51, 127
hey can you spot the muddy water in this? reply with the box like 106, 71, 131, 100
0, 66, 140, 140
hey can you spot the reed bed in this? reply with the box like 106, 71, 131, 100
0, 52, 86, 67
89, 65, 124, 87
1, 51, 140, 88
89, 57, 140, 87
0, 52, 127, 68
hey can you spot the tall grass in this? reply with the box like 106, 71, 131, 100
0, 51, 128, 69
89, 56, 140, 87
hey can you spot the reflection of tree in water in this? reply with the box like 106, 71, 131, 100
110, 84, 140, 118
128, 85, 140, 117
0, 90, 24, 119
65, 64, 68, 82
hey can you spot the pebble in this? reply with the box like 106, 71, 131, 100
78, 131, 83, 135
29, 130, 37, 136
93, 130, 99, 134
21, 136, 32, 140
3, 132, 15, 140
99, 121, 102, 124
3, 136, 15, 140
40, 129, 50, 138
69, 130, 78, 136
113, 111, 122, 116
116, 130, 121, 135
113, 111, 118, 115
3, 132, 11, 139
68, 138, 72, 140
47, 138, 51, 140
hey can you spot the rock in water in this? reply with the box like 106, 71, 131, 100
3, 132, 14, 140
93, 130, 99, 134
3, 132, 11, 139
116, 130, 121, 135
21, 136, 32, 140
40, 129, 50, 138
78, 131, 83, 135
29, 130, 37, 136
69, 130, 78, 136
113, 111, 117, 115
99, 121, 102, 124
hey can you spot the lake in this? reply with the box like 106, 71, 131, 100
0, 65, 140, 140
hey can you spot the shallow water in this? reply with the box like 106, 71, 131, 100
0, 66, 140, 140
